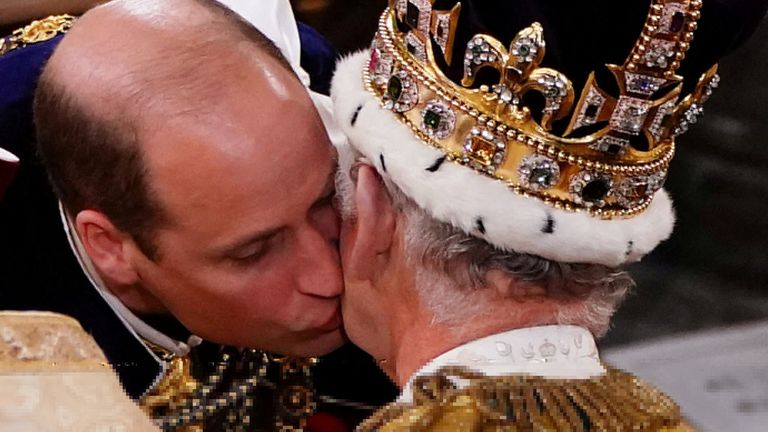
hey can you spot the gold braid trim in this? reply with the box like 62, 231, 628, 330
359, 365, 693, 432
0, 14, 76, 56
140, 356, 203, 431
139, 342, 203, 432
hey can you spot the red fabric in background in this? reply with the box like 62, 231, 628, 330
305, 412, 352, 432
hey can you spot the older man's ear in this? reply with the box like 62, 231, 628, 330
343, 165, 396, 283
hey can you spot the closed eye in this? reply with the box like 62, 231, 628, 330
231, 245, 269, 264
226, 231, 280, 265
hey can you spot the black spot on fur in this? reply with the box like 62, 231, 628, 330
475, 217, 486, 235
625, 240, 634, 257
350, 104, 363, 126
379, 154, 387, 172
425, 156, 446, 172
542, 213, 555, 234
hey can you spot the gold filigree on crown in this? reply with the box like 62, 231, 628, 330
365, 0, 720, 218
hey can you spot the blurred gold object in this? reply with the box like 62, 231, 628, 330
0, 14, 75, 55
293, 0, 332, 14
139, 348, 319, 431
140, 350, 203, 432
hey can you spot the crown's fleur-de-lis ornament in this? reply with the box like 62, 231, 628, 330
366, 0, 721, 217
461, 23, 575, 131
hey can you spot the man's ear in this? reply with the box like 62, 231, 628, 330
75, 210, 140, 286
346, 165, 396, 282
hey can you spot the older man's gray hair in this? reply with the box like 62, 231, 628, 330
335, 146, 634, 337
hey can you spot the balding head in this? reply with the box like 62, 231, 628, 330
35, 0, 298, 257
50, 0, 296, 118
34, 0, 346, 353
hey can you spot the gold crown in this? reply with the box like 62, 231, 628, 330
365, 0, 720, 218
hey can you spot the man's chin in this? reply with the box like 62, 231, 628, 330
284, 328, 347, 357
205, 324, 346, 357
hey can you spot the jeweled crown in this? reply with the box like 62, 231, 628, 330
366, 0, 719, 218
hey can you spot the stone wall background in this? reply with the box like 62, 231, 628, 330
293, 1, 768, 347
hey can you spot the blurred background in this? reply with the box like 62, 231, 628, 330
291, 0, 768, 348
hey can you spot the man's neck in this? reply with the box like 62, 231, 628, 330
380, 258, 564, 387
391, 316, 460, 387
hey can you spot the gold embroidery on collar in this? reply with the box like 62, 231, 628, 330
359, 365, 686, 431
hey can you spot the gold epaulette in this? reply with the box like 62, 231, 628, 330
359, 365, 693, 431
0, 14, 76, 56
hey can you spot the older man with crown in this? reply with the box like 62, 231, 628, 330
330, 0, 767, 430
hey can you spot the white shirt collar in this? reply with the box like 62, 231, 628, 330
398, 325, 605, 403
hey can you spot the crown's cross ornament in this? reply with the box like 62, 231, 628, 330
565, 0, 703, 156
566, 66, 682, 156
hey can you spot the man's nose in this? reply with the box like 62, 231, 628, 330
295, 225, 343, 298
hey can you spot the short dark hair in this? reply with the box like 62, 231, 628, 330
34, 0, 295, 259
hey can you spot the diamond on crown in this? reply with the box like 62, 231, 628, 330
626, 73, 667, 96
404, 31, 427, 61
518, 154, 560, 191
463, 37, 498, 79
610, 96, 652, 135
420, 100, 456, 139
644, 39, 676, 69
658, 3, 687, 34
590, 135, 630, 156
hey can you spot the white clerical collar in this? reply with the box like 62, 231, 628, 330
398, 325, 605, 404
